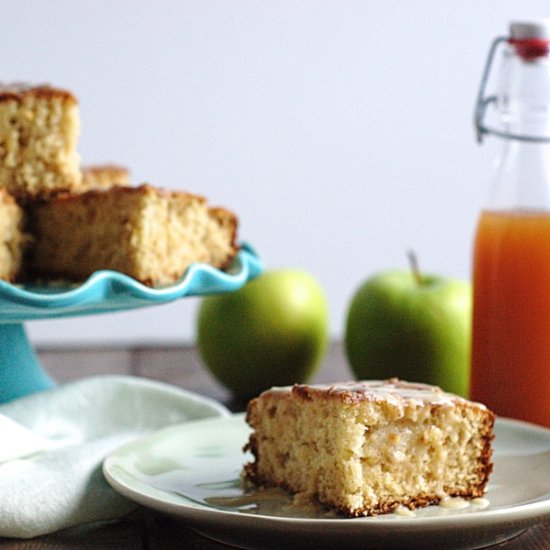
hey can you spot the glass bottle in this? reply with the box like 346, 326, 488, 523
471, 20, 550, 427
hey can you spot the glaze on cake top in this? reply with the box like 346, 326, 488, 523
264, 378, 486, 408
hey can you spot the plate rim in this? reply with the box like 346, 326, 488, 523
103, 413, 550, 530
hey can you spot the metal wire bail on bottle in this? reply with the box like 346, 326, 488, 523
474, 36, 550, 144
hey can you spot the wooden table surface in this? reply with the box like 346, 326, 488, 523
0, 342, 547, 549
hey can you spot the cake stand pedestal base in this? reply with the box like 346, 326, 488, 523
0, 323, 55, 403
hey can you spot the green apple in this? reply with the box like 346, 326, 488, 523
197, 269, 329, 399
344, 269, 471, 397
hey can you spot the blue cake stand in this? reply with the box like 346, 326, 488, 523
0, 243, 263, 403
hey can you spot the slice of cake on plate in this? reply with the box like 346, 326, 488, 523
0, 84, 81, 199
27, 184, 238, 286
244, 378, 495, 517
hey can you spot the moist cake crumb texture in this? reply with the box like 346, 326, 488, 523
244, 378, 495, 517
0, 84, 81, 199
28, 184, 238, 286
0, 188, 30, 281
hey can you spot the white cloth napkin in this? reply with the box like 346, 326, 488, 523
0, 374, 230, 538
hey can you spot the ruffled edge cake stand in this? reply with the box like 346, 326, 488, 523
0, 243, 262, 403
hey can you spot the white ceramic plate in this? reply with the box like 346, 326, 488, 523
103, 413, 550, 550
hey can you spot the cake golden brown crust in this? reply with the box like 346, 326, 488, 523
244, 379, 495, 517
27, 183, 239, 286
0, 83, 77, 104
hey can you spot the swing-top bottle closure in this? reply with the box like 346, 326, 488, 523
475, 19, 550, 143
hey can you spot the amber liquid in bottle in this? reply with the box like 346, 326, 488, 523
471, 209, 550, 427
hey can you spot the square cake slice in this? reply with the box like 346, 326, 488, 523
28, 184, 238, 286
0, 188, 29, 281
244, 379, 495, 517
0, 84, 81, 199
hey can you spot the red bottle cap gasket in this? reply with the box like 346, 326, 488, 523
509, 38, 550, 60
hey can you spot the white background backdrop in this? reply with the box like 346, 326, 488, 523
1, 1, 544, 347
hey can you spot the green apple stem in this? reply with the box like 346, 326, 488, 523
407, 250, 423, 286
